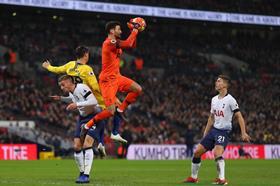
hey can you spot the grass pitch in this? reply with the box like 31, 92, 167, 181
0, 159, 279, 186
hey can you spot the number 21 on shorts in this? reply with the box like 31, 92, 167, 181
217, 135, 225, 143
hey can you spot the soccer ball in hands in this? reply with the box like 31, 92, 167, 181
127, 17, 146, 32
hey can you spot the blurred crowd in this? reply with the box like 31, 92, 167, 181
0, 7, 279, 154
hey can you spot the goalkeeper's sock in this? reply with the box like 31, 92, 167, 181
118, 91, 141, 112
84, 147, 94, 175
191, 157, 201, 179
215, 156, 225, 180
74, 150, 84, 173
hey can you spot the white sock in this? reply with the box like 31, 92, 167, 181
216, 159, 225, 180
74, 151, 84, 173
84, 148, 94, 175
191, 163, 201, 179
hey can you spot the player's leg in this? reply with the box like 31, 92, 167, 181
84, 80, 118, 128
92, 107, 106, 158
213, 145, 228, 185
81, 135, 94, 183
85, 105, 116, 129
79, 121, 105, 183
110, 98, 127, 143
112, 113, 121, 135
73, 137, 84, 182
112, 98, 122, 135
117, 76, 142, 113
111, 116, 127, 143
75, 136, 94, 184
188, 144, 207, 182
110, 108, 127, 143
185, 130, 215, 183
97, 122, 106, 158
212, 130, 230, 185
74, 118, 85, 183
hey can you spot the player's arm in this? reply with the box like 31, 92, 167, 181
234, 111, 251, 142
132, 39, 137, 48
49, 95, 72, 103
42, 60, 68, 74
203, 99, 215, 137
230, 98, 251, 142
67, 85, 98, 111
76, 92, 98, 107
61, 96, 72, 103
117, 29, 138, 49
203, 113, 214, 137
77, 84, 98, 107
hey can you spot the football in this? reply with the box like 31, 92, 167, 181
129, 17, 146, 32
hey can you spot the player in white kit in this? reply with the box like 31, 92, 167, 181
184, 75, 251, 185
50, 75, 105, 184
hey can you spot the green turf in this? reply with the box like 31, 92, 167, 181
0, 159, 279, 186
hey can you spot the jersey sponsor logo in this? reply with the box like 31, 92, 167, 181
214, 109, 224, 117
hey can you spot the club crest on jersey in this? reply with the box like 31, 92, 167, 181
214, 109, 224, 117
110, 39, 116, 44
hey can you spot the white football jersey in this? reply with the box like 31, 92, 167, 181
65, 84, 99, 116
210, 94, 239, 130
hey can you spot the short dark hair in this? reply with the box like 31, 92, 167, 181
105, 21, 121, 34
218, 74, 231, 86
75, 46, 89, 59
58, 75, 73, 83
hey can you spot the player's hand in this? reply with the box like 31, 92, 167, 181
127, 21, 140, 31
42, 60, 50, 69
241, 132, 251, 142
49, 95, 61, 101
127, 19, 141, 31
66, 103, 77, 111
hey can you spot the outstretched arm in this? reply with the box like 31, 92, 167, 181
49, 95, 72, 103
42, 60, 68, 74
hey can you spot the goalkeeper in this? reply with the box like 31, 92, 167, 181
82, 18, 145, 133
